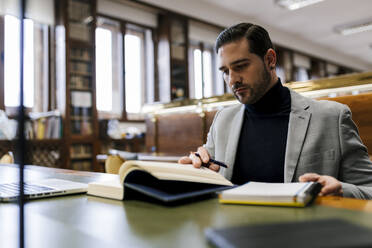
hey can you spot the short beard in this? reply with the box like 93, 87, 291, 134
233, 65, 272, 105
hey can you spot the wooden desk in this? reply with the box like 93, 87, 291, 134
1, 164, 372, 248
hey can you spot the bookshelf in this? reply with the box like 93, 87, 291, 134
157, 14, 189, 102
0, 109, 64, 168
55, 0, 99, 171
0, 139, 64, 168
170, 17, 188, 101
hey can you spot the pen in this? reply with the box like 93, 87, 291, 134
194, 153, 229, 168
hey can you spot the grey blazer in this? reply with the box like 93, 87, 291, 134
204, 89, 372, 199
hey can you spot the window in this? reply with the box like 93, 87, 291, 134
294, 67, 310, 82
95, 17, 154, 120
124, 32, 143, 114
96, 27, 113, 112
192, 48, 213, 99
193, 49, 202, 99
4, 15, 33, 108
2, 14, 49, 114
95, 18, 122, 118
188, 21, 224, 99
125, 25, 154, 119
189, 43, 223, 99
202, 50, 213, 98
293, 53, 311, 82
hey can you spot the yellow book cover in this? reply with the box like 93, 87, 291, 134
36, 118, 46, 139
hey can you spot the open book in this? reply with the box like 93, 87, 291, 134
219, 182, 321, 207
87, 160, 233, 203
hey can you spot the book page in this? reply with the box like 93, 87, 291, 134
119, 160, 233, 186
87, 176, 124, 200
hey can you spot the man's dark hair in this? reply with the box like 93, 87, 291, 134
215, 23, 273, 60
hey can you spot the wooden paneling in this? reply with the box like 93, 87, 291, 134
145, 109, 218, 154
146, 113, 204, 154
146, 92, 372, 156
204, 110, 217, 143
157, 113, 204, 154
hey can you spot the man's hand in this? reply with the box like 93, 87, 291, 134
299, 173, 343, 196
178, 147, 220, 172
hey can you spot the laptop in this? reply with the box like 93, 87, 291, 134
0, 178, 88, 202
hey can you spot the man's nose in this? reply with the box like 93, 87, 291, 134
228, 71, 241, 88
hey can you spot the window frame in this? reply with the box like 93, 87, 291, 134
189, 40, 225, 99
124, 27, 146, 119
95, 19, 122, 119
96, 13, 156, 122
0, 15, 51, 117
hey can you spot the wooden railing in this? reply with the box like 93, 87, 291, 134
146, 79, 372, 156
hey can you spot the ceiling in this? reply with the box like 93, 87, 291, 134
140, 0, 372, 71
200, 0, 372, 70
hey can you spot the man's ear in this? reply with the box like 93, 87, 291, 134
264, 49, 277, 70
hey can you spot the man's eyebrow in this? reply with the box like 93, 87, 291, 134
219, 58, 250, 71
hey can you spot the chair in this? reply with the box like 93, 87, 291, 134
0, 151, 14, 164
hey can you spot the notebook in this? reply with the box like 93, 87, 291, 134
219, 182, 321, 207
0, 178, 88, 202
205, 219, 372, 248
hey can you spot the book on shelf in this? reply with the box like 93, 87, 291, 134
71, 160, 92, 171
71, 91, 92, 108
69, 23, 91, 42
87, 160, 233, 202
68, 0, 93, 42
36, 118, 46, 139
25, 111, 62, 139
70, 75, 91, 90
80, 120, 93, 135
29, 110, 61, 119
70, 61, 91, 74
70, 119, 92, 135
68, 0, 91, 22
219, 181, 321, 207
70, 47, 91, 61
52, 117, 62, 139
70, 144, 92, 159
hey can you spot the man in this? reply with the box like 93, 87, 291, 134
179, 23, 372, 199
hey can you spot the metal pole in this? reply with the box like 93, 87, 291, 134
18, 0, 26, 247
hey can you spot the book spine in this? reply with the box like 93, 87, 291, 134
304, 182, 322, 197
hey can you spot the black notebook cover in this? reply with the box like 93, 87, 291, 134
123, 169, 232, 204
205, 219, 372, 248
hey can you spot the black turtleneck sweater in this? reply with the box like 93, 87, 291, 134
231, 79, 291, 185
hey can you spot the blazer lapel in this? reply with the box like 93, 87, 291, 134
284, 90, 311, 182
224, 105, 245, 180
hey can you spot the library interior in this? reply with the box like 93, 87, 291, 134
1, 0, 372, 247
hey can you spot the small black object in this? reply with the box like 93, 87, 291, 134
194, 153, 228, 168
205, 218, 372, 248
